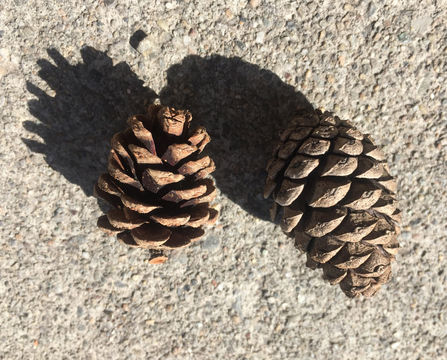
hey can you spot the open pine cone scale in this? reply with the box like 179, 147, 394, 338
264, 109, 401, 297
94, 104, 218, 260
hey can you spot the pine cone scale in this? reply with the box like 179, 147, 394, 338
120, 194, 160, 214
127, 144, 162, 165
106, 208, 145, 230
108, 152, 144, 191
97, 215, 122, 235
161, 143, 198, 166
141, 168, 185, 193
127, 115, 157, 155
131, 223, 172, 247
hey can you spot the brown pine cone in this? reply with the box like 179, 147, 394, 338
264, 109, 401, 297
94, 104, 218, 263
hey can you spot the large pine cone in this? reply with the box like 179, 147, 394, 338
94, 104, 218, 263
264, 109, 401, 297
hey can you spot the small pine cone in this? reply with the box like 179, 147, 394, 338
94, 104, 218, 263
264, 109, 401, 297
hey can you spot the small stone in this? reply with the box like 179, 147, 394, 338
338, 55, 346, 66
367, 2, 376, 17
183, 35, 191, 45
263, 18, 272, 27
400, 231, 411, 241
286, 315, 299, 329
231, 315, 241, 324
398, 32, 409, 42
138, 35, 159, 56
157, 19, 170, 32
201, 235, 220, 251
319, 30, 326, 41
304, 69, 312, 81
172, 252, 188, 265
286, 21, 295, 29
255, 31, 265, 44
373, 32, 381, 41
114, 281, 127, 288
412, 15, 432, 34
131, 273, 143, 282
418, 77, 431, 95
418, 103, 428, 115
249, 0, 260, 8
165, 2, 177, 10
235, 40, 246, 50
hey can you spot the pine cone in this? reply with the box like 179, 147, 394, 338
94, 104, 218, 263
264, 109, 401, 297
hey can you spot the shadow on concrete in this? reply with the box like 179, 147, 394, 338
24, 47, 157, 196
25, 49, 311, 220
160, 55, 311, 220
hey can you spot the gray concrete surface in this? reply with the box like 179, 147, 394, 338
1, 0, 446, 359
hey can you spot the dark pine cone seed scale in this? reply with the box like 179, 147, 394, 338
94, 104, 218, 264
264, 109, 401, 297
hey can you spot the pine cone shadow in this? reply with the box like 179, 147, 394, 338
160, 55, 312, 220
24, 47, 157, 196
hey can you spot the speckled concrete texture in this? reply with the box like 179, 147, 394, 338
1, 1, 446, 359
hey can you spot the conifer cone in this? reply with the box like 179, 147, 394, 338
264, 109, 401, 297
94, 104, 218, 263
